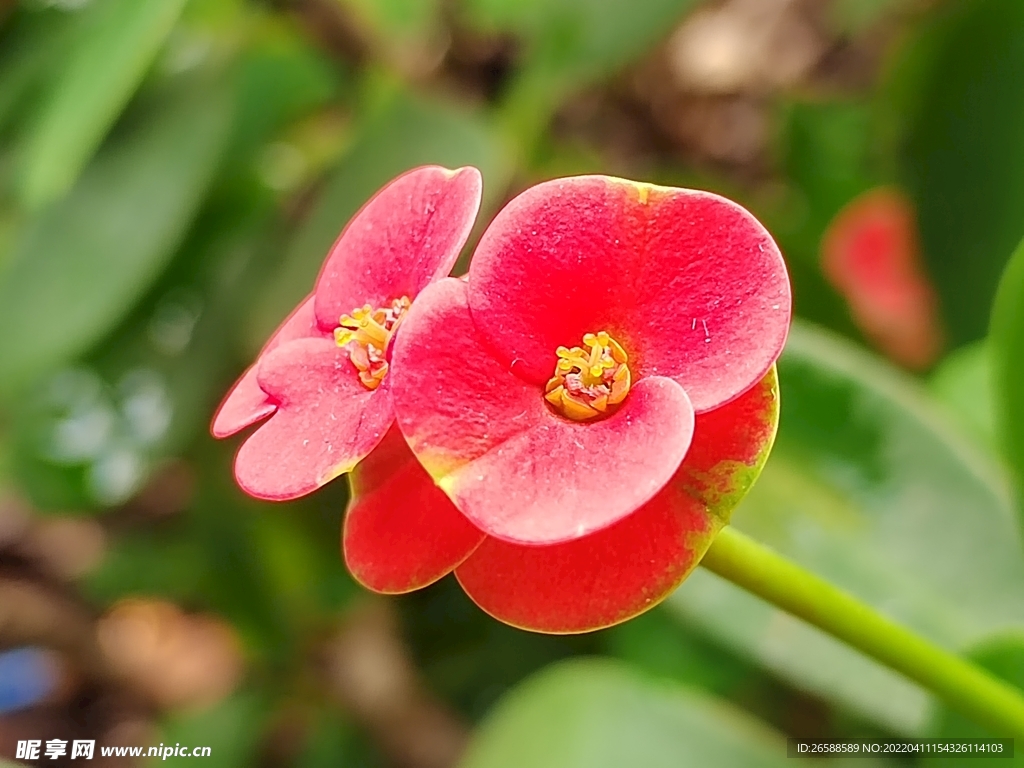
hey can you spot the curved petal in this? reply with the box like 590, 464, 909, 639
391, 278, 695, 545
233, 338, 393, 500
453, 366, 780, 634
455, 484, 714, 634
211, 296, 323, 438
344, 425, 485, 594
314, 166, 483, 329
467, 175, 790, 412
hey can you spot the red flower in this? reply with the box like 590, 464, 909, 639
210, 166, 484, 502
380, 175, 790, 632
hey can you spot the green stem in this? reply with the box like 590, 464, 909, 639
701, 526, 1024, 739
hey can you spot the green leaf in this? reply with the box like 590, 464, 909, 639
0, 8, 75, 138
297, 707, 369, 768
925, 632, 1024, 765
6, 193, 274, 510
991, 237, 1024, 527
781, 100, 875, 238
604, 607, 761, 698
467, 0, 699, 146
18, 0, 189, 208
341, 0, 444, 72
458, 658, 793, 768
0, 71, 235, 397
929, 341, 996, 453
902, 0, 1024, 346
465, 0, 696, 87
159, 693, 268, 768
346, 0, 439, 39
768, 100, 873, 336
669, 322, 1024, 735
85, 532, 208, 604
248, 87, 508, 348
829, 0, 909, 35
227, 25, 343, 172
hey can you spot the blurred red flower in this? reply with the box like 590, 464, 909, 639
821, 187, 943, 370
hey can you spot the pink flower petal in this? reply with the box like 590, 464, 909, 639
453, 366, 780, 633
211, 296, 324, 438
391, 278, 695, 545
467, 175, 791, 412
343, 425, 485, 593
233, 338, 393, 500
313, 166, 483, 330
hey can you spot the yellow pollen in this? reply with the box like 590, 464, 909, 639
544, 330, 632, 421
334, 296, 411, 390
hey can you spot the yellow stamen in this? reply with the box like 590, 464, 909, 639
334, 296, 410, 391
544, 330, 632, 421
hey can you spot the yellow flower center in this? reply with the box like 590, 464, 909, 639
334, 296, 411, 390
544, 331, 632, 421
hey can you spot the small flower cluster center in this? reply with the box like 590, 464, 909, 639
335, 297, 411, 390
545, 331, 632, 421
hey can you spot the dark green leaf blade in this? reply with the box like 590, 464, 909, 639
902, 0, 1024, 345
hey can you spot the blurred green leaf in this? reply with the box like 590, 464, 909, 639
297, 707, 376, 768
227, 26, 343, 173
185, 453, 295, 660
472, 0, 699, 146
829, 0, 908, 35
466, 0, 695, 86
925, 632, 1024, 764
250, 87, 509, 348
902, 0, 1024, 346
18, 0, 189, 208
6, 22, 348, 509
341, 0, 443, 72
7, 190, 274, 511
769, 100, 874, 336
459, 658, 793, 768
159, 693, 268, 768
780, 101, 874, 247
604, 607, 760, 698
344, 0, 439, 39
929, 341, 995, 453
399, 579, 598, 721
0, 70, 235, 398
991, 237, 1024, 528
82, 452, 348, 663
85, 531, 208, 604
670, 322, 1024, 735
0, 8, 75, 139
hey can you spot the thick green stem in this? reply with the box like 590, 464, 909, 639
701, 526, 1024, 739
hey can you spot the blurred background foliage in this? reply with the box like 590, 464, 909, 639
2, 0, 1024, 765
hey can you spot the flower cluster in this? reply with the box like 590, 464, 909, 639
213, 167, 791, 633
